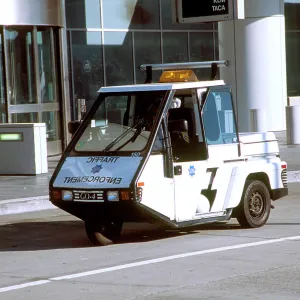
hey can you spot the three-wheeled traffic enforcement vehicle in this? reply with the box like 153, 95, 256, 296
49, 61, 288, 246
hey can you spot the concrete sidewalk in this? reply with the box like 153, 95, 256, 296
0, 131, 299, 215
0, 156, 59, 215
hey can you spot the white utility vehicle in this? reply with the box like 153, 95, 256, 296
49, 61, 288, 246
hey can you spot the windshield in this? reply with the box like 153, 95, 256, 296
74, 91, 167, 152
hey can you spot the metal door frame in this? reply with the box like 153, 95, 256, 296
1, 25, 69, 155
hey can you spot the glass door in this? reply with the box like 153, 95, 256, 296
4, 26, 62, 155
37, 27, 61, 155
5, 27, 38, 123
0, 31, 7, 123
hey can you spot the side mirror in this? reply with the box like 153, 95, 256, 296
168, 119, 188, 133
68, 121, 81, 135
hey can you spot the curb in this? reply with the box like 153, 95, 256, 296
0, 196, 55, 216
0, 171, 299, 216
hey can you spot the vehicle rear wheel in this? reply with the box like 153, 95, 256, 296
236, 180, 271, 228
85, 220, 123, 246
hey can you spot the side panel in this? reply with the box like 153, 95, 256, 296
208, 144, 240, 161
138, 155, 175, 220
224, 157, 284, 209
209, 162, 239, 212
174, 161, 212, 222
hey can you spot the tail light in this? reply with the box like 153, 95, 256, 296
281, 162, 288, 188
120, 191, 130, 201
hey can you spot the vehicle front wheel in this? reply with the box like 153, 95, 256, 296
85, 220, 123, 246
236, 180, 271, 228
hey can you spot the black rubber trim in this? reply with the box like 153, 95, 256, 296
271, 188, 288, 201
135, 203, 227, 229
224, 158, 246, 163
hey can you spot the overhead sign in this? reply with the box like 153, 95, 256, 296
173, 0, 244, 23
182, 0, 230, 17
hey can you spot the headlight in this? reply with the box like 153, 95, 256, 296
107, 191, 119, 202
62, 190, 73, 201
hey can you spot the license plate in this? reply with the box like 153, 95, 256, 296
73, 190, 104, 202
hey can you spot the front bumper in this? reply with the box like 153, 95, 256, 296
50, 198, 150, 223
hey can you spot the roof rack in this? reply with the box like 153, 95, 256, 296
139, 60, 229, 83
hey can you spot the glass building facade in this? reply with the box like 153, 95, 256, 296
65, 0, 219, 118
285, 1, 300, 96
0, 0, 299, 156
66, 0, 300, 119
0, 27, 63, 150
0, 0, 69, 156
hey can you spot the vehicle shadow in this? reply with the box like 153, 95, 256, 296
0, 220, 89, 251
0, 220, 243, 252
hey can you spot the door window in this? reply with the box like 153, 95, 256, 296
38, 29, 58, 103
168, 91, 206, 162
202, 90, 237, 145
5, 28, 36, 104
0, 33, 6, 122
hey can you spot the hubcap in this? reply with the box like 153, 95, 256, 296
249, 191, 266, 220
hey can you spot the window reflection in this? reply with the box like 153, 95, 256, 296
42, 111, 61, 141
0, 33, 6, 123
0, 33, 4, 106
162, 32, 188, 63
203, 92, 237, 145
5, 28, 36, 104
0, 113, 5, 123
105, 32, 133, 86
11, 112, 38, 123
38, 29, 57, 103
286, 32, 300, 96
134, 32, 161, 83
74, 92, 165, 152
285, 3, 300, 30
214, 31, 219, 60
71, 31, 103, 111
190, 32, 214, 80
103, 0, 159, 29
66, 0, 101, 29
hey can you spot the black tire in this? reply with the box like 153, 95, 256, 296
85, 221, 123, 246
236, 180, 271, 228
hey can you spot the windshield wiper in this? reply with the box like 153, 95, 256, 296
102, 102, 158, 152
114, 121, 145, 151
102, 118, 145, 152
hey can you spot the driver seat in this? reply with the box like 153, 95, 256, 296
168, 107, 195, 139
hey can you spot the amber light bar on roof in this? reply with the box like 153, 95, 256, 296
159, 69, 199, 83
140, 60, 229, 83
140, 60, 229, 71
